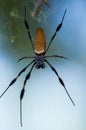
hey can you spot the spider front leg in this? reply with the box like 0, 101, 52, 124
24, 5, 34, 50
45, 9, 67, 53
45, 59, 75, 106
20, 62, 36, 127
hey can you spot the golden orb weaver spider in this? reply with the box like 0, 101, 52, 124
0, 6, 75, 127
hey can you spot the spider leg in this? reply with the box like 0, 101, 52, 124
0, 60, 35, 98
45, 55, 68, 59
24, 5, 34, 50
20, 62, 36, 127
45, 9, 67, 53
17, 56, 35, 62
45, 59, 75, 106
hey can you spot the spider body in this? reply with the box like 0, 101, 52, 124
0, 7, 75, 127
34, 27, 46, 69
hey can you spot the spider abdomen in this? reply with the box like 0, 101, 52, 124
34, 27, 46, 55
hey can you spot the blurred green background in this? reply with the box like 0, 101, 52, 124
0, 0, 86, 130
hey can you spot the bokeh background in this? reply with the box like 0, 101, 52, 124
0, 0, 86, 130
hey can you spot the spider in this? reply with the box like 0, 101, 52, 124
0, 6, 75, 127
